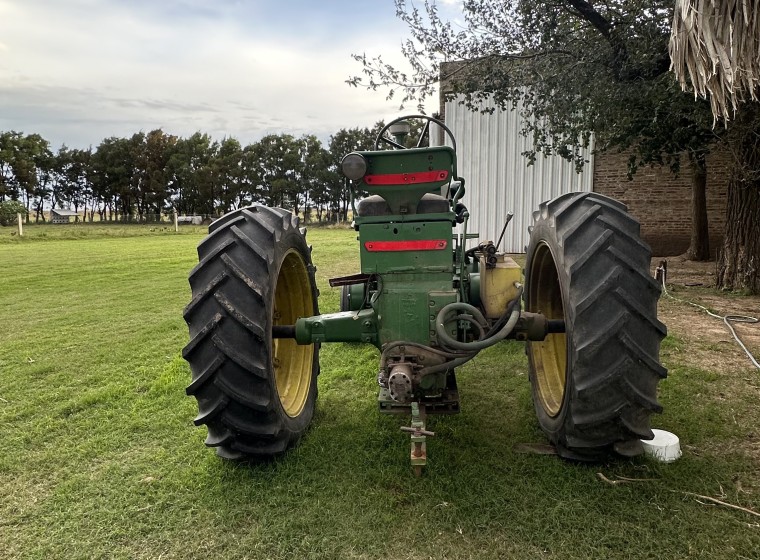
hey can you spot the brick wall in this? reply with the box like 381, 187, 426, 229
593, 148, 730, 256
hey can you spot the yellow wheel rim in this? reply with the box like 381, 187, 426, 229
527, 242, 567, 417
273, 249, 315, 417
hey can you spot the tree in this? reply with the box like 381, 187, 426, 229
91, 138, 132, 221
0, 132, 17, 201
670, 0, 760, 292
167, 132, 215, 216
240, 142, 263, 212
297, 134, 339, 223
62, 148, 91, 221
32, 148, 55, 222
126, 130, 176, 221
214, 137, 245, 213
48, 146, 69, 212
0, 132, 53, 222
349, 0, 723, 262
254, 134, 304, 213
85, 142, 121, 222
0, 200, 25, 226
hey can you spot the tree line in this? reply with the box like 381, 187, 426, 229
0, 123, 387, 224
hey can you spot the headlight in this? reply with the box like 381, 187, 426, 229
341, 153, 367, 181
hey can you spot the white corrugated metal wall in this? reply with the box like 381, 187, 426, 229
438, 96, 594, 253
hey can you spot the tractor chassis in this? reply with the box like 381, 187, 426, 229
273, 309, 562, 474
183, 115, 665, 474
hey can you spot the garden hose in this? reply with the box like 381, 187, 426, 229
660, 277, 759, 370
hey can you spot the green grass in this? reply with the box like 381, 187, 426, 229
0, 222, 208, 243
1, 224, 759, 559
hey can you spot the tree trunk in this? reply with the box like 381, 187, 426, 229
716, 178, 760, 294
685, 152, 710, 261
291, 196, 300, 217
716, 111, 760, 295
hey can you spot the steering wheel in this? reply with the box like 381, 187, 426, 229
374, 114, 457, 152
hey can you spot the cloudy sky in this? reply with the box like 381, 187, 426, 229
0, 0, 461, 150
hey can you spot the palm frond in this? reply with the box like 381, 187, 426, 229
669, 0, 760, 123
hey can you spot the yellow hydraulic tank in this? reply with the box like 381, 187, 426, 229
479, 254, 522, 319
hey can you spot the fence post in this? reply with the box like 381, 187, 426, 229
173, 209, 179, 233
17, 213, 23, 237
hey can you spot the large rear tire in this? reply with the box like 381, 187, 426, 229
524, 192, 667, 460
183, 205, 319, 460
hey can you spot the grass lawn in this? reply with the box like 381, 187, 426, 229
1, 222, 758, 559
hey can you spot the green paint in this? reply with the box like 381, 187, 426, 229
359, 221, 453, 275
355, 147, 456, 215
295, 309, 378, 345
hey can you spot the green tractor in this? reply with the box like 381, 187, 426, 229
183, 115, 667, 473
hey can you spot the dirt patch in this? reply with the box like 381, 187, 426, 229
653, 255, 760, 372
652, 254, 720, 288
653, 256, 760, 465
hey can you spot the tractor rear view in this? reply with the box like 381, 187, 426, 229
182, 115, 666, 473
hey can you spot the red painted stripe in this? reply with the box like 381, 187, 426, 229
364, 240, 448, 252
364, 170, 449, 185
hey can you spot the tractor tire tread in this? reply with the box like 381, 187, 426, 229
183, 204, 319, 460
526, 192, 666, 459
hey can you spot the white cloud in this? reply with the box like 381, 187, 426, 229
0, 0, 442, 149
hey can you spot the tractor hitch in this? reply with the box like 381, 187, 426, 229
400, 402, 434, 476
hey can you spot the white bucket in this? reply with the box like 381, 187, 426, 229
641, 429, 682, 463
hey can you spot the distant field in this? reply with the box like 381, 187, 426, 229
1, 223, 758, 559
0, 221, 208, 243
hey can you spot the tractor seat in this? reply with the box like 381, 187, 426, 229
356, 193, 450, 217
356, 195, 391, 217
417, 193, 450, 214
